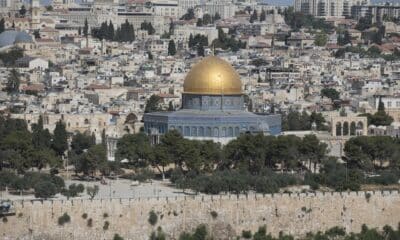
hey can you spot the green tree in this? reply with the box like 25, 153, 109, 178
31, 116, 51, 149
314, 33, 327, 46
19, 5, 26, 17
259, 9, 266, 22
145, 95, 162, 113
197, 45, 204, 57
196, 18, 203, 27
188, 33, 194, 48
107, 20, 115, 40
86, 185, 99, 200
203, 14, 212, 25
52, 120, 68, 156
321, 88, 340, 101
5, 69, 20, 95
355, 16, 372, 31
214, 12, 221, 21
76, 145, 107, 176
71, 132, 94, 155
83, 18, 89, 37
168, 39, 177, 56
116, 133, 152, 167
0, 18, 5, 34
180, 8, 195, 20
250, 10, 258, 23
34, 181, 57, 199
300, 134, 327, 172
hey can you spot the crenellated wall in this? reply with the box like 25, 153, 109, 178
1, 191, 400, 240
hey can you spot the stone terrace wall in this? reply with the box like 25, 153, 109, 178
1, 191, 400, 240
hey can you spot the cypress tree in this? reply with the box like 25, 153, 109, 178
52, 120, 68, 157
188, 33, 194, 48
260, 9, 266, 22
168, 39, 177, 56
0, 18, 5, 34
108, 21, 114, 40
83, 18, 89, 37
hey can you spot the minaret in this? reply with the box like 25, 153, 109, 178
31, 0, 40, 29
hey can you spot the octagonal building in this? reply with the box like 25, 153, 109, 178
143, 56, 281, 144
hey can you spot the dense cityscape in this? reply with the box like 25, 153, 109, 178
0, 0, 400, 239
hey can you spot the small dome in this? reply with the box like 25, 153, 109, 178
15, 32, 33, 44
0, 30, 33, 48
183, 56, 242, 95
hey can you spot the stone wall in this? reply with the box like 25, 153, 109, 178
1, 191, 400, 240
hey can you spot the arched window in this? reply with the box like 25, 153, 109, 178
235, 127, 240, 136
213, 127, 219, 137
206, 127, 212, 137
228, 127, 233, 137
199, 127, 204, 137
191, 127, 197, 136
84, 119, 89, 125
184, 126, 190, 136
221, 127, 226, 137
336, 122, 342, 136
343, 122, 349, 136
350, 122, 356, 135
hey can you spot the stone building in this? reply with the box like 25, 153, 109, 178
143, 56, 281, 145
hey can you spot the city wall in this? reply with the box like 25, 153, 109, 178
1, 191, 400, 240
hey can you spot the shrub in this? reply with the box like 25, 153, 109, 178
148, 210, 158, 226
210, 211, 218, 219
86, 185, 99, 200
58, 213, 71, 226
2, 217, 8, 223
87, 218, 93, 227
113, 234, 124, 240
34, 181, 57, 199
242, 230, 252, 239
365, 192, 372, 202
62, 183, 85, 199
103, 221, 110, 230
82, 213, 88, 219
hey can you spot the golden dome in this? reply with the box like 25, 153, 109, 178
183, 56, 242, 95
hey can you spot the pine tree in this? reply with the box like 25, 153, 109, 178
19, 5, 26, 17
52, 120, 68, 157
169, 20, 174, 35
101, 129, 106, 147
108, 21, 114, 40
168, 39, 177, 56
6, 69, 20, 95
83, 18, 89, 37
91, 132, 96, 145
128, 22, 135, 42
196, 18, 203, 27
250, 10, 258, 23
260, 9, 266, 22
0, 18, 5, 34
188, 33, 194, 48
214, 12, 221, 21
147, 23, 155, 35
197, 45, 204, 57
78, 26, 82, 36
